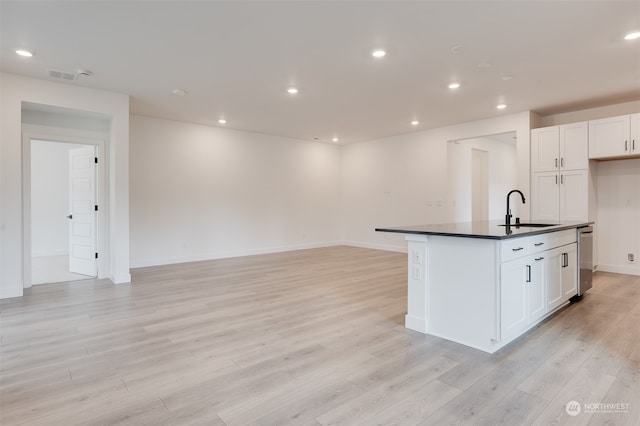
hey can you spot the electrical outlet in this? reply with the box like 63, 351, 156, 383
412, 265, 421, 280
412, 249, 423, 265
628, 253, 636, 263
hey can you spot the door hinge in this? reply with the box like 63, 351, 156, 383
95, 205, 98, 211
95, 253, 99, 259
94, 157, 98, 164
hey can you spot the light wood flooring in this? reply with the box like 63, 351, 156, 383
31, 255, 94, 285
1, 246, 638, 425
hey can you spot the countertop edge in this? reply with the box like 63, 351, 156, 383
375, 222, 594, 240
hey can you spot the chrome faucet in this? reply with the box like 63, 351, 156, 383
506, 190, 526, 226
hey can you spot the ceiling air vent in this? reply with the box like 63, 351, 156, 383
47, 69, 77, 81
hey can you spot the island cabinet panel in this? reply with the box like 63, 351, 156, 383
411, 235, 500, 351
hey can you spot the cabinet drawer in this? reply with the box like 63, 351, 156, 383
500, 236, 533, 261
500, 229, 578, 262
546, 229, 577, 249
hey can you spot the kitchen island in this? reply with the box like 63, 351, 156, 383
376, 221, 592, 353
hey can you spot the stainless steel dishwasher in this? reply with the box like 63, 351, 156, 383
577, 225, 593, 296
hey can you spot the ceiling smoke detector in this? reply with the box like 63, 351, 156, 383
76, 69, 93, 77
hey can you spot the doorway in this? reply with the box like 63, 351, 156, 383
30, 139, 98, 285
471, 148, 489, 222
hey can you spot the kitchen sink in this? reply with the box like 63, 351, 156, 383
497, 223, 558, 228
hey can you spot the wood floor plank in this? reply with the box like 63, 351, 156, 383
0, 247, 638, 425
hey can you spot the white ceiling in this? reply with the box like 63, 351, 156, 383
2, 1, 639, 144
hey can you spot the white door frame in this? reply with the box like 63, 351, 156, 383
22, 125, 108, 288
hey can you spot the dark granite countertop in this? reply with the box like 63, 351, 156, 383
375, 220, 593, 240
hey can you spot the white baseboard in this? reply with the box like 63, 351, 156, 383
130, 241, 342, 269
110, 272, 132, 284
596, 263, 640, 276
341, 240, 408, 253
405, 314, 428, 333
0, 286, 23, 300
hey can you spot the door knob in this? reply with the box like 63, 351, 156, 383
66, 214, 73, 219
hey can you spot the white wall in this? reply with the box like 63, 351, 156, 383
341, 112, 533, 252
448, 136, 518, 222
30, 140, 80, 257
595, 159, 640, 275
0, 72, 130, 299
129, 115, 342, 267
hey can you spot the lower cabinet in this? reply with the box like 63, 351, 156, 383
500, 257, 529, 342
500, 239, 578, 345
546, 244, 578, 311
500, 254, 546, 342
561, 244, 578, 298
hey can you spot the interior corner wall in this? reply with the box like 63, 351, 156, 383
340, 112, 532, 252
0, 72, 130, 299
595, 159, 640, 276
129, 115, 342, 268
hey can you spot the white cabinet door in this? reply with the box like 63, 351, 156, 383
631, 113, 640, 155
528, 256, 546, 322
589, 115, 631, 158
560, 121, 589, 170
559, 170, 588, 222
531, 126, 559, 173
561, 243, 578, 299
545, 246, 564, 311
501, 257, 529, 342
531, 172, 560, 222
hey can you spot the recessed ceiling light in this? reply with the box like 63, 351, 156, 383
501, 75, 513, 81
218, 119, 227, 124
287, 87, 299, 94
372, 49, 386, 58
332, 137, 339, 142
624, 32, 640, 40
172, 89, 187, 96
411, 120, 420, 126
16, 49, 33, 57
496, 104, 507, 110
450, 45, 465, 54
448, 82, 461, 89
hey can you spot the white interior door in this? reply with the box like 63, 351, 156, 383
68, 146, 97, 277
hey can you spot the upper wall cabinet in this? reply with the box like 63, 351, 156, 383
589, 113, 640, 159
531, 121, 590, 223
531, 122, 588, 173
